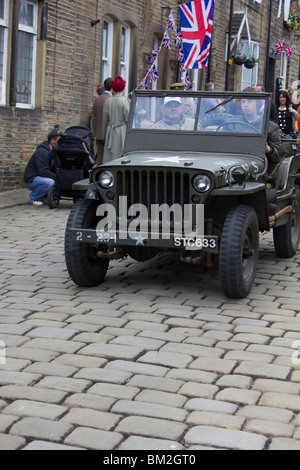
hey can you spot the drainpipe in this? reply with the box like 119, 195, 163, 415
265, 0, 273, 91
225, 0, 234, 91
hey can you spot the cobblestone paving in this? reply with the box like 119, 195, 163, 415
1, 194, 300, 450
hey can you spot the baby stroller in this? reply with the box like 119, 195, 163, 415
47, 126, 96, 208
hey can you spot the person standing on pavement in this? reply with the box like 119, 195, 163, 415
255, 84, 279, 124
200, 82, 217, 113
276, 90, 300, 137
24, 129, 63, 207
102, 76, 130, 164
91, 78, 113, 164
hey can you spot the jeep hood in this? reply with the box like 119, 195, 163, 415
102, 150, 265, 175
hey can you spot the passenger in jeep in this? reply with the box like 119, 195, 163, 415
152, 97, 195, 130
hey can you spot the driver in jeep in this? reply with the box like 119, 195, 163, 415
240, 95, 281, 165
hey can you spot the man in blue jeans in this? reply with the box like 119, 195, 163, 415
24, 129, 63, 207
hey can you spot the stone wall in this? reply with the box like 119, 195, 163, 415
0, 0, 299, 191
0, 0, 175, 191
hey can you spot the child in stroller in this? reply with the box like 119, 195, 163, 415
47, 126, 96, 208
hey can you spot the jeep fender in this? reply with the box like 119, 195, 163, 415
211, 184, 268, 231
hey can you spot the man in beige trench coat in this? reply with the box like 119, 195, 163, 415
91, 77, 113, 164
102, 76, 130, 164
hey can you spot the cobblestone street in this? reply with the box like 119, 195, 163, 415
1, 191, 300, 450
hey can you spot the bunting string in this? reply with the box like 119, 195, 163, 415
136, 9, 192, 91
275, 39, 300, 61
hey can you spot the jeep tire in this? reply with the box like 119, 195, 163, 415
273, 185, 300, 258
65, 199, 109, 287
219, 205, 259, 299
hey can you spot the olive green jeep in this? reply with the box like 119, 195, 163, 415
65, 90, 300, 298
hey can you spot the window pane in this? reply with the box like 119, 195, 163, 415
0, 26, 4, 98
121, 27, 126, 62
16, 31, 33, 104
19, 1, 34, 27
101, 18, 112, 83
102, 21, 108, 59
241, 42, 259, 90
0, 0, 4, 20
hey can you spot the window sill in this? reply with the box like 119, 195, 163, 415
0, 106, 42, 117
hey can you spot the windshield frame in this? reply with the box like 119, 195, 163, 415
129, 90, 270, 134
125, 90, 272, 160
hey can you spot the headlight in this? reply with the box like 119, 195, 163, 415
98, 171, 114, 189
193, 174, 212, 193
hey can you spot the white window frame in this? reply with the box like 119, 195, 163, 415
120, 22, 130, 95
0, 0, 9, 105
279, 53, 287, 91
101, 16, 113, 83
16, 0, 38, 108
192, 70, 199, 91
241, 40, 260, 90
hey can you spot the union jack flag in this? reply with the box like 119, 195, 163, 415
149, 48, 160, 64
175, 28, 183, 46
162, 30, 171, 49
140, 78, 148, 90
149, 63, 159, 82
286, 45, 293, 60
184, 71, 193, 90
275, 40, 285, 55
178, 46, 184, 62
179, 0, 215, 69
167, 10, 176, 31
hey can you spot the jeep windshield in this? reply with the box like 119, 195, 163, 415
125, 91, 271, 159
131, 92, 267, 134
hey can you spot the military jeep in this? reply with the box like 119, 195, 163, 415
65, 90, 300, 298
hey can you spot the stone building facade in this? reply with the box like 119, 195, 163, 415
0, 0, 299, 190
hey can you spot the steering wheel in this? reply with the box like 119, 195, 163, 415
201, 113, 229, 129
216, 120, 259, 133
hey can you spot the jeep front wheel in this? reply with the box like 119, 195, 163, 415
219, 205, 259, 299
65, 199, 109, 287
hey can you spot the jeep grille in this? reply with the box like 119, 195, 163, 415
116, 169, 191, 209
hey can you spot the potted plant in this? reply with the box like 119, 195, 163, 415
232, 51, 247, 66
244, 56, 258, 69
284, 10, 300, 31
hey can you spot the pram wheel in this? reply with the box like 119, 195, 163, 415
47, 187, 60, 209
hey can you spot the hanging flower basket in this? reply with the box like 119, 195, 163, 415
284, 10, 300, 31
244, 57, 258, 69
232, 53, 247, 66
244, 59, 255, 69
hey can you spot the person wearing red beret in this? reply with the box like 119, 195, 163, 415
102, 76, 130, 163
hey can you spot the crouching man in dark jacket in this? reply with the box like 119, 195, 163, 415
24, 129, 62, 207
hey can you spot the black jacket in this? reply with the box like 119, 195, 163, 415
24, 141, 57, 184
266, 120, 281, 164
270, 102, 279, 124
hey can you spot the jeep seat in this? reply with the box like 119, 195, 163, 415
267, 142, 296, 180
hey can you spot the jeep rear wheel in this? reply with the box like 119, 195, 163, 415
219, 205, 259, 299
65, 199, 109, 287
273, 185, 300, 258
